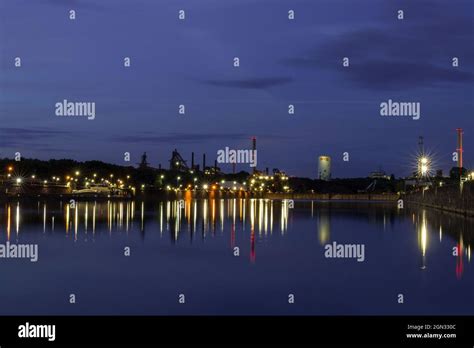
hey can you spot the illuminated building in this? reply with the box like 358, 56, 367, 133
318, 156, 331, 181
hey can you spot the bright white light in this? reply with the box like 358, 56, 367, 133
418, 156, 430, 177
421, 164, 428, 175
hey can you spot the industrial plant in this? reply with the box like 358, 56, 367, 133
0, 130, 472, 214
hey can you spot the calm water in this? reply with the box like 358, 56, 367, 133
0, 199, 473, 315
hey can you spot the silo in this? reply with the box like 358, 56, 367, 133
318, 156, 331, 181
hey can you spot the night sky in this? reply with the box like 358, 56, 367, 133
1, 0, 473, 178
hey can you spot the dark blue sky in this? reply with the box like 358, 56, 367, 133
1, 0, 473, 177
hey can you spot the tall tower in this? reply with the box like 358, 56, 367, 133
318, 156, 331, 181
418, 136, 424, 156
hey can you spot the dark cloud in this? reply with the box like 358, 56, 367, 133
346, 61, 474, 90
0, 127, 71, 137
0, 127, 74, 149
111, 133, 247, 144
110, 133, 292, 144
203, 77, 293, 89
283, 2, 474, 91
44, 0, 105, 10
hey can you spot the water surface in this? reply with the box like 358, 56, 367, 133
0, 199, 472, 315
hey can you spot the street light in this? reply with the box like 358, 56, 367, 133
418, 156, 430, 177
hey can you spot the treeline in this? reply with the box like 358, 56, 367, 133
0, 158, 250, 188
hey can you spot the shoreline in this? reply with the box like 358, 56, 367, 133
0, 192, 400, 203
405, 200, 474, 217
403, 182, 474, 218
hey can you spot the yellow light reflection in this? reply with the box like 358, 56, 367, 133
7, 205, 11, 241
15, 203, 20, 235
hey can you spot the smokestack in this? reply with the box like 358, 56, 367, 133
214, 159, 217, 171
191, 152, 195, 169
203, 153, 206, 171
457, 128, 464, 174
232, 162, 236, 174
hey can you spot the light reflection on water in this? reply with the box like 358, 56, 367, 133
3, 199, 472, 273
0, 199, 473, 315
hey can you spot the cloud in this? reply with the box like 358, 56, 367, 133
346, 60, 474, 90
0, 127, 74, 149
110, 132, 293, 144
282, 1, 474, 91
0, 127, 69, 136
111, 133, 247, 144
44, 0, 105, 10
202, 77, 293, 89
